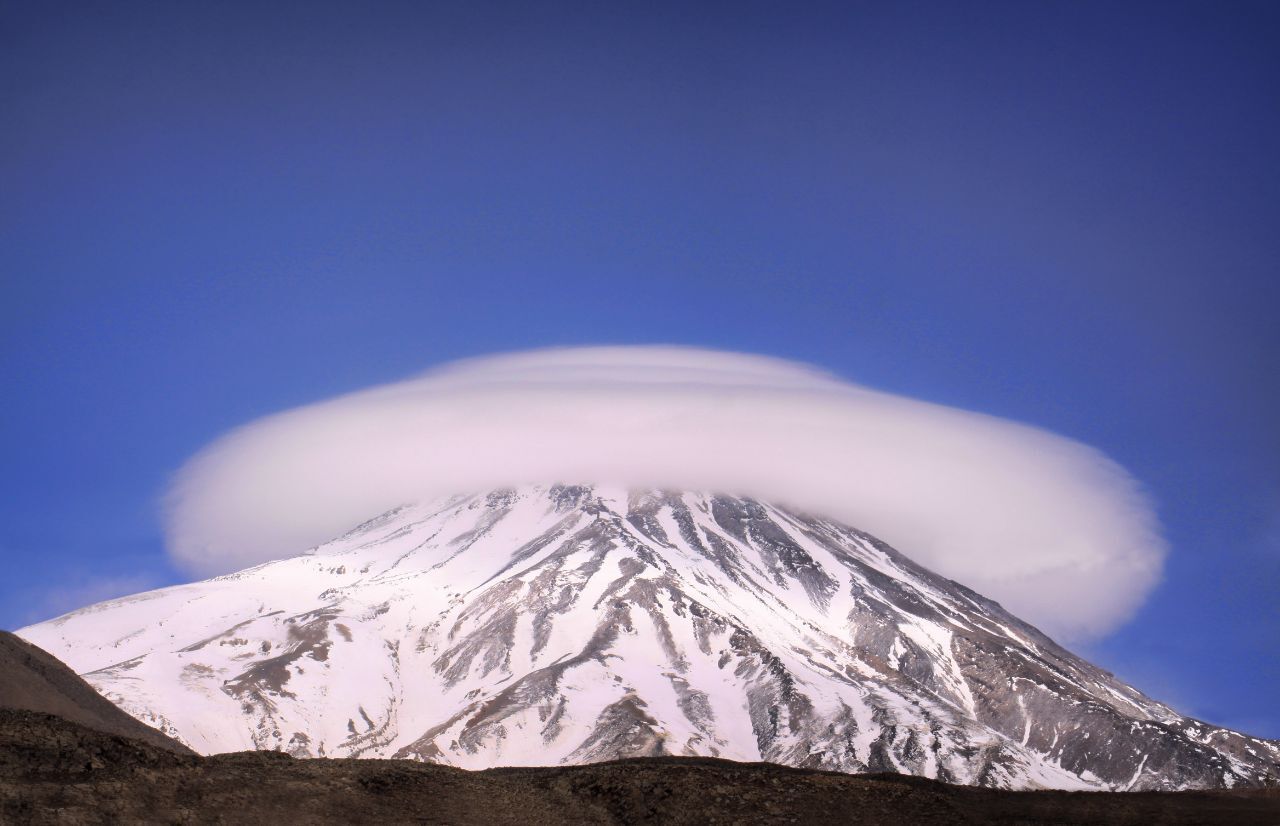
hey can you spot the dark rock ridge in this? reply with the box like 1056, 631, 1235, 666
0, 631, 191, 754
2, 708, 1278, 825
17, 486, 1280, 790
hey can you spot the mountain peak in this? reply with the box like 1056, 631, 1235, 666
18, 485, 1279, 790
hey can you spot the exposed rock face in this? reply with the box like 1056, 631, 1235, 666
0, 631, 191, 754
17, 486, 1280, 790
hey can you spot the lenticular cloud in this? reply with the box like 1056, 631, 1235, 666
164, 346, 1165, 641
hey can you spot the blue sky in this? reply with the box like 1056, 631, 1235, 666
2, 1, 1276, 736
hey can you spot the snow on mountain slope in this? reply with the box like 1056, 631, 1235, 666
18, 486, 1279, 790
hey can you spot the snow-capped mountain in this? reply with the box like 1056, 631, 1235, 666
18, 486, 1279, 790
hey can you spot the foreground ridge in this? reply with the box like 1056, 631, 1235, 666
3, 709, 1279, 825
0, 631, 191, 755
18, 485, 1280, 790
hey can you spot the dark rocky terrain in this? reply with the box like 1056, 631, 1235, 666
2, 709, 1279, 825
0, 631, 191, 755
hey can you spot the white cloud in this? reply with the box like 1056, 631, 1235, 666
164, 346, 1165, 642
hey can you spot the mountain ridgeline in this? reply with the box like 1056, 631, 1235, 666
18, 486, 1280, 791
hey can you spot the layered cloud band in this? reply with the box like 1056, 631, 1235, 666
164, 346, 1165, 641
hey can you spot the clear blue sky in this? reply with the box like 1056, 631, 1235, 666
2, 1, 1276, 737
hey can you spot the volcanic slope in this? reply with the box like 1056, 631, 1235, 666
18, 486, 1280, 790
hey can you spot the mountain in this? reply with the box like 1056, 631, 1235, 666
0, 630, 191, 754
17, 486, 1279, 790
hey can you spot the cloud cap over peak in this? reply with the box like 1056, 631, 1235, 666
165, 346, 1165, 642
